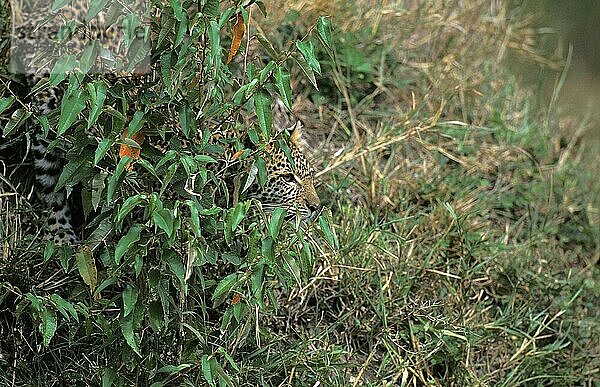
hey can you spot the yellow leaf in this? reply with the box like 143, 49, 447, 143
76, 245, 97, 294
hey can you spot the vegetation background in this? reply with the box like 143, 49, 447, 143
1, 0, 599, 385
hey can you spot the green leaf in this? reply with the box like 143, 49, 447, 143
258, 61, 276, 83
274, 67, 292, 110
50, 294, 78, 322
127, 111, 145, 137
87, 81, 107, 129
256, 157, 267, 186
223, 252, 240, 266
218, 7, 235, 29
165, 252, 186, 287
268, 207, 287, 239
114, 224, 142, 264
254, 90, 272, 136
317, 16, 333, 50
122, 284, 138, 317
50, 54, 77, 86
102, 368, 116, 387
0, 96, 15, 115
107, 156, 130, 202
58, 89, 87, 136
283, 253, 301, 286
232, 83, 251, 105
203, 0, 219, 18
212, 273, 238, 305
116, 194, 146, 229
231, 202, 247, 232
208, 20, 221, 70
251, 263, 265, 307
43, 241, 55, 262
94, 138, 113, 165
156, 150, 177, 170
160, 163, 178, 196
219, 347, 240, 372
3, 109, 32, 137
255, 33, 279, 59
157, 8, 176, 49
242, 162, 258, 193
296, 40, 321, 75
214, 359, 233, 386
120, 312, 140, 356
76, 246, 98, 292
51, 0, 72, 11
152, 208, 174, 238
319, 214, 337, 249
300, 239, 313, 272
187, 200, 202, 237
179, 104, 197, 138
86, 0, 110, 22
56, 154, 92, 191
40, 307, 58, 347
126, 36, 151, 73
202, 355, 214, 385
26, 293, 42, 311
170, 0, 184, 21
160, 51, 172, 89
261, 236, 274, 262
87, 215, 113, 253
255, 0, 267, 15
38, 115, 50, 137
123, 13, 142, 47
174, 13, 187, 47
91, 172, 107, 211
194, 155, 218, 164
80, 40, 100, 74
292, 53, 318, 90
148, 300, 163, 331
157, 364, 191, 374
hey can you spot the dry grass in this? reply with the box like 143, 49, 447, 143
255, 0, 600, 385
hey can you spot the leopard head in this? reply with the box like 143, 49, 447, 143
249, 122, 320, 220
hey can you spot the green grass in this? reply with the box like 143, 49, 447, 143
261, 0, 599, 385
1, 0, 599, 385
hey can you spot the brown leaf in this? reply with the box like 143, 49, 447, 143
119, 130, 145, 171
227, 13, 246, 64
231, 149, 245, 160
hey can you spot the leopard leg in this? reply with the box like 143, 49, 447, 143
32, 138, 78, 245
29, 75, 78, 244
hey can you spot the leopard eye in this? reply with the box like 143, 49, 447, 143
283, 173, 295, 183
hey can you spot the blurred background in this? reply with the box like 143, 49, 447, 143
509, 0, 600, 147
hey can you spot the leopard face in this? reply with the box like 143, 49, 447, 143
250, 122, 321, 220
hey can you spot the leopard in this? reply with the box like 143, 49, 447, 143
4, 0, 321, 245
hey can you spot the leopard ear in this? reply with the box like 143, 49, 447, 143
289, 121, 302, 147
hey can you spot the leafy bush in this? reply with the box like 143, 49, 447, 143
1, 0, 335, 385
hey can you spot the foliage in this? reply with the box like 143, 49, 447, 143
0, 0, 335, 385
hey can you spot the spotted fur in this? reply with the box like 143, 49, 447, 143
250, 121, 321, 219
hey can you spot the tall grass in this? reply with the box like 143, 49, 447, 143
255, 0, 599, 384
